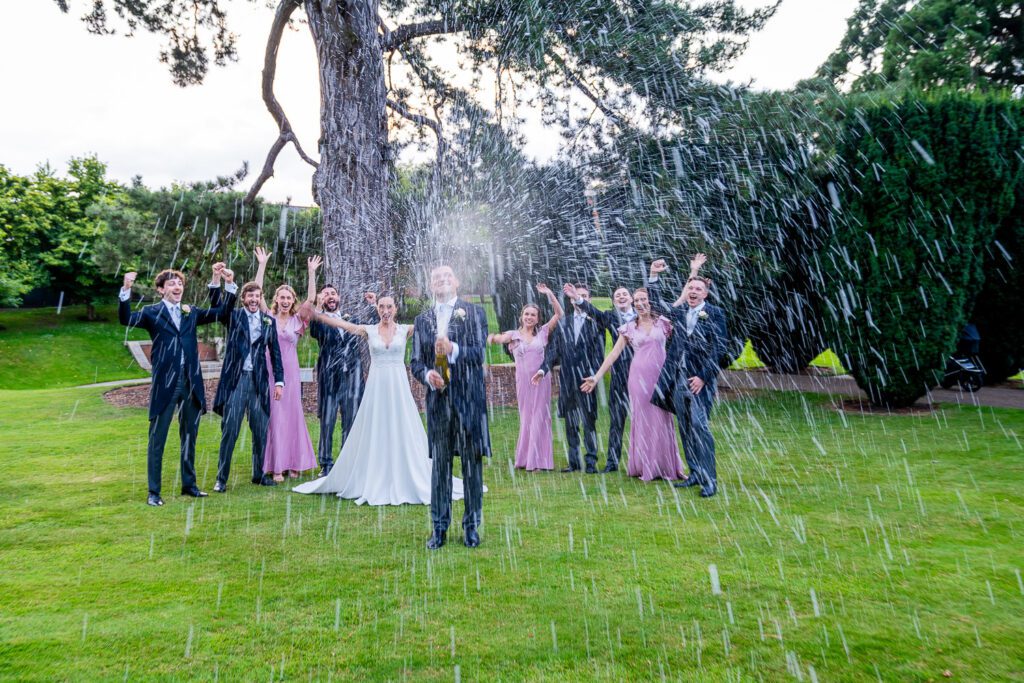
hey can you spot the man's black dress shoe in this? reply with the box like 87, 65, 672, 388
213, 481, 227, 493
259, 475, 278, 487
560, 466, 581, 473
181, 487, 208, 498
426, 530, 447, 550
674, 477, 700, 489
317, 466, 332, 478
464, 528, 480, 548
147, 494, 164, 507
699, 488, 717, 498
585, 466, 599, 474
601, 463, 618, 473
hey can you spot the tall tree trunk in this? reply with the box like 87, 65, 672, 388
306, 1, 392, 305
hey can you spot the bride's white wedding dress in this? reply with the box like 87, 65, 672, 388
293, 323, 466, 505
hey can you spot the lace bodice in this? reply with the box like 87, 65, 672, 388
364, 324, 408, 367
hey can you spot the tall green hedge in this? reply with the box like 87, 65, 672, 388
823, 93, 1018, 407
971, 109, 1024, 383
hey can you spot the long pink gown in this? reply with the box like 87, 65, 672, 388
509, 326, 554, 471
263, 314, 317, 475
619, 317, 684, 481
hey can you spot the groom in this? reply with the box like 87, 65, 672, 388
411, 265, 490, 549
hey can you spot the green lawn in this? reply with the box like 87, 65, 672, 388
0, 305, 151, 389
1, 386, 1022, 680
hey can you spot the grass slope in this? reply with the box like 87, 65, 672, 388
1, 387, 1022, 680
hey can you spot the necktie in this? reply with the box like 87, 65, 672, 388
170, 305, 181, 330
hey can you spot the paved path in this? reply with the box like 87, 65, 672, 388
720, 369, 1024, 410
77, 367, 1024, 409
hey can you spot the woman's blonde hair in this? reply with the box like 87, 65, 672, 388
271, 284, 298, 315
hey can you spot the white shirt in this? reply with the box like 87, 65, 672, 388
425, 296, 461, 389
686, 302, 706, 335
242, 310, 262, 372
572, 311, 587, 343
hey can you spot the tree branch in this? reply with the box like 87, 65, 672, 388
245, 0, 318, 205
386, 98, 446, 164
383, 18, 466, 51
548, 51, 623, 127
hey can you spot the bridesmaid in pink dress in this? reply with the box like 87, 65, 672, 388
254, 248, 320, 481
582, 288, 683, 481
486, 284, 564, 471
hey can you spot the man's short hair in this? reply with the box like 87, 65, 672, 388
574, 283, 590, 292
154, 269, 185, 289
240, 281, 262, 299
320, 284, 338, 294
687, 276, 712, 288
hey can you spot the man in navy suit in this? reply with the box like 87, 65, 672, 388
647, 259, 726, 497
560, 283, 636, 472
118, 264, 236, 506
309, 286, 378, 476
212, 280, 285, 492
411, 266, 490, 549
532, 284, 604, 474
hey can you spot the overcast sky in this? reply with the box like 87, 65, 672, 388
0, 0, 856, 206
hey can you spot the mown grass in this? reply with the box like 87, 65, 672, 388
1, 386, 1021, 681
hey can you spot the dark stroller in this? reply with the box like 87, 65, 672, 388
940, 323, 985, 393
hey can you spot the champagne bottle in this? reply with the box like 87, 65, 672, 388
435, 350, 450, 387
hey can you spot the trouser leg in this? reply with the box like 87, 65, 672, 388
461, 451, 484, 532
248, 377, 270, 479
317, 387, 340, 469
147, 388, 180, 496
217, 373, 249, 484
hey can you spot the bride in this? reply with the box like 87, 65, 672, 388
293, 295, 469, 505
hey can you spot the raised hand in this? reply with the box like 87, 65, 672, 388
536, 283, 552, 296
222, 268, 235, 284
308, 255, 323, 272
562, 283, 578, 300
689, 253, 707, 275
650, 259, 668, 278
254, 246, 270, 264
122, 271, 137, 290
580, 376, 598, 394
364, 291, 377, 306
211, 262, 225, 284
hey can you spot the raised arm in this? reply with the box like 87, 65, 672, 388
689, 253, 707, 280
117, 271, 149, 330
301, 304, 368, 338
538, 283, 564, 334
580, 335, 628, 393
253, 246, 271, 313
305, 255, 321, 305
487, 331, 515, 345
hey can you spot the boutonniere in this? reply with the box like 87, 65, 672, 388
697, 311, 708, 320
181, 305, 191, 316
262, 317, 272, 327
453, 308, 467, 321
342, 313, 352, 320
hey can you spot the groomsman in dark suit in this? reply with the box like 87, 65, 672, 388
411, 266, 490, 549
211, 280, 285, 491
533, 284, 605, 474
118, 264, 236, 506
647, 259, 725, 497
309, 286, 378, 476
561, 283, 636, 472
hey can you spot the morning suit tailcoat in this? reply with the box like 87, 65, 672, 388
118, 291, 236, 420
309, 304, 378, 408
410, 299, 491, 459
212, 304, 285, 417
539, 312, 605, 420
